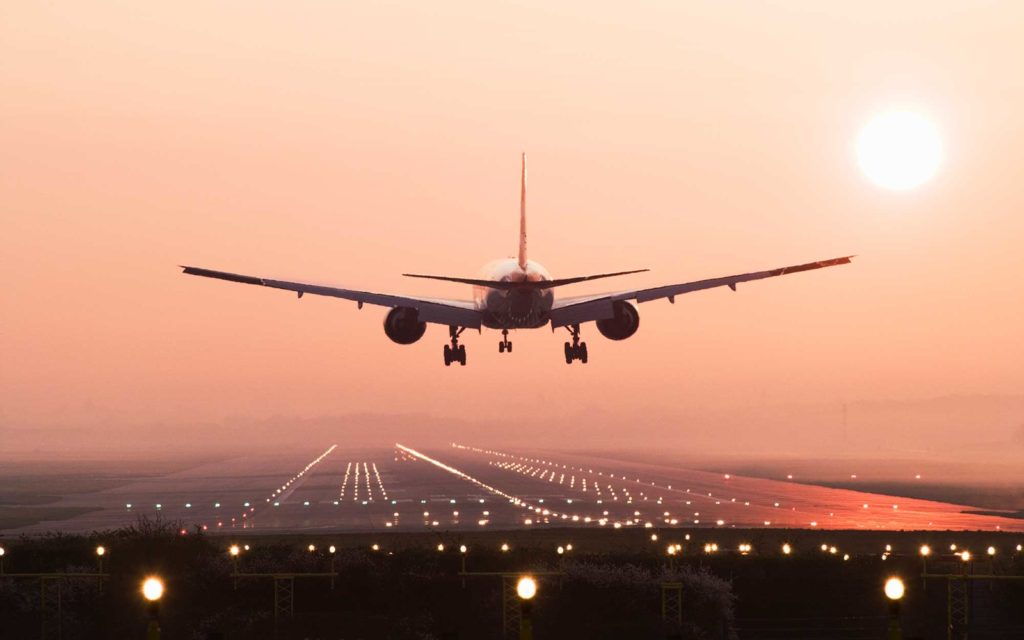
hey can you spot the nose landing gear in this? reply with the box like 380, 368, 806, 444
498, 329, 513, 353
443, 326, 467, 366
563, 324, 588, 364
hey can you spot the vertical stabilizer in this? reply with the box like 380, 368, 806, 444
518, 152, 528, 271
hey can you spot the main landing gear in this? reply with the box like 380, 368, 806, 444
564, 324, 588, 364
443, 326, 466, 366
498, 329, 513, 353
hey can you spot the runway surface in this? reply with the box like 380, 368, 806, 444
7, 443, 1022, 534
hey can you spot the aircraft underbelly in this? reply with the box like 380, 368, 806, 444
479, 288, 552, 329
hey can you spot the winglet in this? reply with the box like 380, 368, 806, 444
518, 152, 528, 271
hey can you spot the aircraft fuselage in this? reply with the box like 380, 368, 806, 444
474, 258, 554, 329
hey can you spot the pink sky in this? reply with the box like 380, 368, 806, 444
2, 2, 1023, 458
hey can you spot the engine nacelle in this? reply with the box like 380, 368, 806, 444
383, 306, 427, 345
596, 301, 640, 340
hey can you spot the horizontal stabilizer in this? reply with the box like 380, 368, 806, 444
402, 269, 649, 290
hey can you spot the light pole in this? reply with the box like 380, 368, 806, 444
329, 545, 337, 589
142, 576, 164, 640
96, 546, 106, 592
460, 545, 468, 587
884, 577, 904, 640
229, 545, 240, 589
919, 545, 930, 590
516, 575, 537, 640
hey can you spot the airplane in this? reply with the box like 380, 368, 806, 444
182, 154, 852, 366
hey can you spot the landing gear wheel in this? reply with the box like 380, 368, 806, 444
444, 326, 467, 366
499, 329, 512, 354
563, 324, 589, 364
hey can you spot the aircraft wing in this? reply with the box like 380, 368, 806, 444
181, 266, 483, 328
549, 256, 853, 328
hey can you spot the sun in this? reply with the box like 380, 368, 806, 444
856, 110, 943, 190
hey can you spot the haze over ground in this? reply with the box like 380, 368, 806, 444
2, 3, 1023, 473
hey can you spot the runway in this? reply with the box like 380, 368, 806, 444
6, 443, 1021, 535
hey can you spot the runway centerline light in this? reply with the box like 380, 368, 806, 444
884, 577, 905, 601
516, 576, 537, 600
142, 577, 164, 602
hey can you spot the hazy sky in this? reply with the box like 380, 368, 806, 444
2, 1, 1023, 454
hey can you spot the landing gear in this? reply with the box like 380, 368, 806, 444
563, 324, 588, 364
498, 329, 513, 353
444, 326, 467, 366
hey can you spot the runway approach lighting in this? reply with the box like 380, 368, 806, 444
516, 576, 537, 600
142, 577, 164, 602
229, 545, 240, 557
142, 577, 164, 639
501, 543, 510, 552
884, 577, 905, 639
919, 545, 931, 557
96, 545, 106, 557
885, 577, 905, 600
961, 550, 972, 562
516, 575, 538, 640
782, 543, 792, 555
987, 546, 997, 556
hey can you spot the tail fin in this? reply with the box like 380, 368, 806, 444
518, 152, 528, 271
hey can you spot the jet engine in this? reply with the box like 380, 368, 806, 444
383, 307, 427, 344
596, 301, 640, 340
